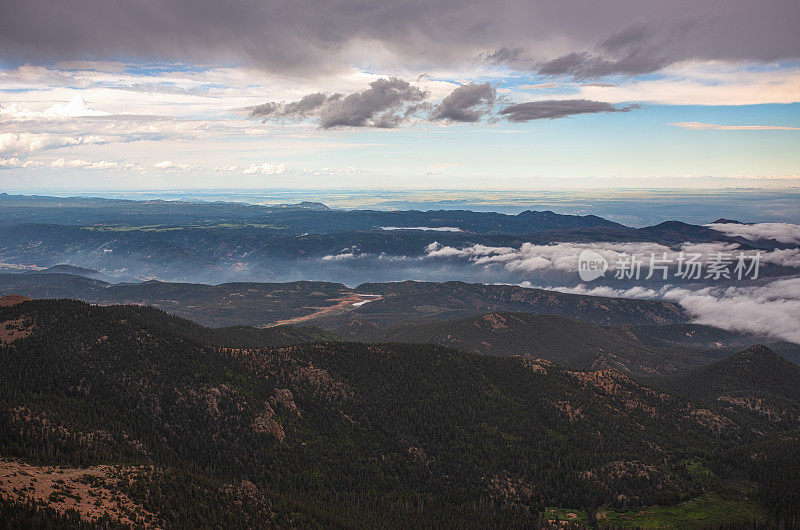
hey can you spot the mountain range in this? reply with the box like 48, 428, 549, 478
1, 193, 793, 285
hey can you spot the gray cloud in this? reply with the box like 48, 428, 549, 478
598, 24, 652, 54
250, 93, 332, 121
319, 78, 429, 128
477, 47, 527, 66
431, 82, 496, 123
0, 1, 797, 77
499, 99, 637, 121
537, 50, 672, 79
250, 78, 429, 129
536, 25, 673, 78
251, 81, 641, 127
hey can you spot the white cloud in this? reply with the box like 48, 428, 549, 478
322, 252, 357, 261
663, 279, 800, 344
424, 240, 795, 274
0, 95, 109, 120
0, 157, 43, 168
154, 160, 191, 171
572, 62, 800, 105
0, 132, 113, 159
317, 240, 799, 278
670, 122, 800, 131
525, 278, 800, 344
242, 162, 287, 175
50, 158, 118, 169
322, 246, 364, 261
520, 282, 667, 300
706, 222, 800, 244
42, 95, 110, 118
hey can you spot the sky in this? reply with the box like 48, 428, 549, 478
1, 0, 799, 190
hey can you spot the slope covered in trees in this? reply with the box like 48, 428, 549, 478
0, 299, 796, 527
356, 311, 734, 375
658, 345, 800, 430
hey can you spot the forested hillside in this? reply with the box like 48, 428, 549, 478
356, 312, 723, 375
1, 298, 797, 527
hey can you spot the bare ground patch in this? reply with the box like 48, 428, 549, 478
0, 459, 159, 527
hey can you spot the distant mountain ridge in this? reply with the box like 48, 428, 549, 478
271, 201, 331, 210
0, 193, 624, 233
39, 264, 99, 275
3, 193, 791, 286
0, 274, 689, 328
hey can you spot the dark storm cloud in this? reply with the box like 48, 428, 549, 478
499, 100, 637, 121
537, 50, 672, 78
598, 24, 652, 54
0, 1, 797, 76
477, 47, 527, 66
536, 24, 673, 78
249, 78, 429, 129
431, 83, 496, 123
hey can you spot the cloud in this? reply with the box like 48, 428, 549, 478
251, 81, 636, 128
0, 95, 109, 120
671, 122, 800, 131
153, 160, 190, 171
431, 82, 495, 123
426, 239, 800, 344
706, 222, 800, 244
527, 278, 800, 344
424, 240, 800, 274
0, 132, 113, 159
41, 95, 110, 118
2, 1, 795, 78
499, 99, 637, 121
242, 162, 287, 175
521, 282, 667, 300
322, 246, 364, 261
536, 24, 672, 79
573, 62, 800, 105
250, 77, 429, 129
663, 279, 800, 344
51, 158, 117, 169
319, 78, 429, 128
0, 157, 42, 168
249, 93, 331, 121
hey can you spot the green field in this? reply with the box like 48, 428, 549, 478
597, 493, 768, 528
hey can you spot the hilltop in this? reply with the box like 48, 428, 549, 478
659, 345, 800, 430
